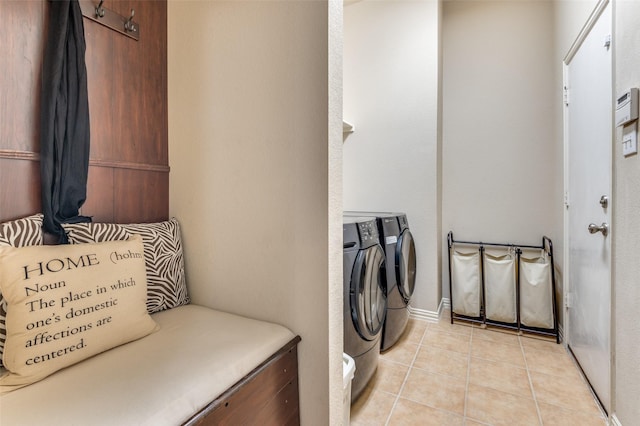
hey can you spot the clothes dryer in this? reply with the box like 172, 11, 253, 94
345, 212, 416, 351
343, 216, 387, 402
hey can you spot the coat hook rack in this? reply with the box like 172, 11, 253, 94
124, 9, 137, 33
95, 0, 105, 18
78, 0, 140, 41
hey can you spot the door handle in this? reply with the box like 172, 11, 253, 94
588, 222, 609, 237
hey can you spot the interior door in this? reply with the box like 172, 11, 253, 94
565, 0, 611, 413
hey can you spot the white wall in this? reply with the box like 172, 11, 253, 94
167, 1, 342, 424
441, 1, 558, 304
613, 1, 640, 423
343, 0, 442, 312
328, 0, 344, 421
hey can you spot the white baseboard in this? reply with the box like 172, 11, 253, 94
408, 298, 449, 323
440, 297, 451, 311
407, 305, 440, 323
610, 414, 622, 426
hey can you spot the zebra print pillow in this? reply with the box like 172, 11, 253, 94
63, 218, 190, 314
0, 214, 44, 368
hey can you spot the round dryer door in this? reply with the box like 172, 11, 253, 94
350, 245, 387, 341
396, 229, 416, 302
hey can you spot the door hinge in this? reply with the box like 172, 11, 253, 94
564, 191, 570, 209
604, 34, 611, 50
565, 292, 573, 309
564, 86, 570, 106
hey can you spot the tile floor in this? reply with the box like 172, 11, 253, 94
350, 313, 608, 426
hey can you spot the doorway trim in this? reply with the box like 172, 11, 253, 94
563, 0, 610, 64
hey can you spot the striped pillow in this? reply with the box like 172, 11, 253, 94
63, 218, 190, 314
0, 214, 44, 368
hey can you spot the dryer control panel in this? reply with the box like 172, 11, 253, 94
358, 220, 379, 246
397, 214, 409, 231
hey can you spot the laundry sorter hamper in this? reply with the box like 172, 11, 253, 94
447, 232, 559, 342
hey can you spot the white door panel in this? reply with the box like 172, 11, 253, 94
566, 1, 611, 413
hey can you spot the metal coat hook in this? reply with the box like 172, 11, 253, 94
78, 0, 140, 41
124, 9, 136, 33
95, 0, 105, 18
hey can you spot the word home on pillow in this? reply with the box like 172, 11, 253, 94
0, 235, 158, 393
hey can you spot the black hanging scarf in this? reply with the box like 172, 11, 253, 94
40, 0, 92, 243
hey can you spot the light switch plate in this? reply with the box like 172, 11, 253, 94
622, 124, 638, 157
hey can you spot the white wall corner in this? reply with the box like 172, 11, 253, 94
440, 297, 451, 313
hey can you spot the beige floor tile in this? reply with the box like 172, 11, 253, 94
464, 419, 491, 426
537, 402, 606, 426
422, 329, 472, 355
381, 340, 419, 365
466, 383, 541, 426
413, 345, 468, 379
388, 398, 464, 426
401, 368, 466, 415
472, 326, 520, 346
367, 358, 410, 395
468, 357, 532, 397
432, 316, 474, 336
523, 346, 583, 380
350, 386, 397, 426
519, 335, 564, 353
367, 312, 602, 426
529, 370, 602, 416
399, 318, 429, 345
471, 337, 526, 367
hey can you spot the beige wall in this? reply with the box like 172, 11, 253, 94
442, 1, 559, 308
165, 0, 640, 423
167, 1, 342, 424
343, 0, 442, 313
613, 1, 640, 423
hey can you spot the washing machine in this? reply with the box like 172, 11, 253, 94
345, 212, 416, 351
343, 216, 387, 402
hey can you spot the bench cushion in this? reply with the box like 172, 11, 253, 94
0, 304, 295, 426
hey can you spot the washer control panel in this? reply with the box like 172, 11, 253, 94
358, 220, 379, 245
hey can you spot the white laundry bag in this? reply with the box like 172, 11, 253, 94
451, 250, 481, 317
484, 252, 517, 323
520, 254, 554, 329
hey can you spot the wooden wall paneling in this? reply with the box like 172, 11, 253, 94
0, 0, 45, 153
113, 168, 168, 224
80, 0, 168, 224
138, 0, 168, 165
0, 159, 41, 222
81, 165, 116, 223
1, 0, 168, 226
105, 0, 168, 166
107, 0, 136, 21
84, 13, 116, 161
112, 30, 145, 163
